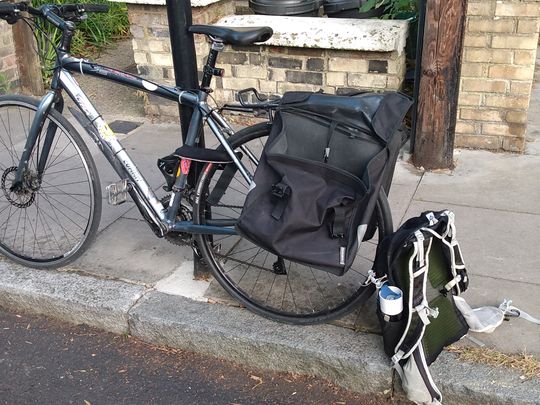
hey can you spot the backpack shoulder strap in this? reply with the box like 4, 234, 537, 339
392, 229, 439, 364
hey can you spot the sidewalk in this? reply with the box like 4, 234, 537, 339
1, 38, 539, 403
1, 118, 539, 404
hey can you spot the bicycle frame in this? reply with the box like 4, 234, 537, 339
15, 55, 256, 238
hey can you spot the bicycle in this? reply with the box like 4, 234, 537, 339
0, 2, 393, 325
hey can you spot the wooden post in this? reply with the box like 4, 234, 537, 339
11, 13, 44, 95
412, 0, 467, 170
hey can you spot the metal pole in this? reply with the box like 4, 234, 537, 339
165, 0, 210, 278
165, 0, 198, 135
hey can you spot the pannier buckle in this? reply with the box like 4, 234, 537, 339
271, 182, 291, 199
270, 182, 291, 220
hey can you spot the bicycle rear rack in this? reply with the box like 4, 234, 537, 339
221, 87, 280, 120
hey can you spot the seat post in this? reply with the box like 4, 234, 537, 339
201, 39, 225, 91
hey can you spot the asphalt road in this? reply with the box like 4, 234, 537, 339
0, 308, 396, 405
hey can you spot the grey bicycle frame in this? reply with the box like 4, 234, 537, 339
17, 58, 256, 237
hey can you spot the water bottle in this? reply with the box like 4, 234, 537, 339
379, 284, 403, 317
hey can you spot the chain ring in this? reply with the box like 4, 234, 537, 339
1, 167, 36, 209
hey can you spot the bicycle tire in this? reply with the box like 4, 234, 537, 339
0, 95, 102, 268
194, 122, 393, 324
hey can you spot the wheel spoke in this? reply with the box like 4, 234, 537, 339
196, 126, 391, 323
0, 99, 99, 265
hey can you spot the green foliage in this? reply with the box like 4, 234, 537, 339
30, 0, 130, 82
360, 0, 419, 19
0, 72, 11, 95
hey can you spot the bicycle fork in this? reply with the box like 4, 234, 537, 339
10, 91, 63, 193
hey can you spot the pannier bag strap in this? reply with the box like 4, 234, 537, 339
271, 182, 291, 220
324, 121, 339, 163
331, 205, 347, 239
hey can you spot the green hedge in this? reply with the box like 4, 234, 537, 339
31, 0, 130, 81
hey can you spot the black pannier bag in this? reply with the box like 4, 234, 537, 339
236, 91, 412, 275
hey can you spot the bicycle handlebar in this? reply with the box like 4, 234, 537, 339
0, 2, 109, 27
56, 3, 110, 14
0, 3, 15, 13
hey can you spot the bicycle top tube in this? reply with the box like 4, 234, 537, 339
60, 57, 189, 105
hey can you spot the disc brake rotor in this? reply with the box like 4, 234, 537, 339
1, 167, 36, 209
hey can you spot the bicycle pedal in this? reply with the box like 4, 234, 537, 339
106, 179, 130, 205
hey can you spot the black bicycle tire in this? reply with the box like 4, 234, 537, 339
0, 95, 102, 268
194, 122, 393, 325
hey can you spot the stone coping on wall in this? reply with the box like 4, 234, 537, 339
110, 0, 221, 8
216, 15, 409, 53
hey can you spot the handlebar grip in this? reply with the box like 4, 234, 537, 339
83, 4, 110, 13
0, 3, 16, 13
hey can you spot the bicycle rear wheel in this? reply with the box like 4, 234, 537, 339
194, 122, 393, 324
0, 95, 101, 268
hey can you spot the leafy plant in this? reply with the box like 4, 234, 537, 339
0, 72, 11, 94
361, 0, 419, 19
30, 0, 130, 82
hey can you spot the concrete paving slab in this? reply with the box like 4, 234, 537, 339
128, 291, 392, 394
403, 201, 540, 285
0, 260, 144, 334
416, 149, 540, 215
387, 183, 418, 226
120, 204, 145, 221
73, 218, 192, 284
98, 201, 136, 233
392, 158, 424, 187
118, 126, 181, 193
525, 139, 540, 156
154, 261, 210, 301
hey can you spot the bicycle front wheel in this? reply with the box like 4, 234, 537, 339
0, 95, 101, 268
194, 122, 393, 324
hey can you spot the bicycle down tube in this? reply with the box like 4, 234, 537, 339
55, 62, 250, 236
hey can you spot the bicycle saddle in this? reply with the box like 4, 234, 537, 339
189, 25, 273, 45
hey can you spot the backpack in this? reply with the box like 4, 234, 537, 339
372, 210, 470, 404
236, 91, 412, 275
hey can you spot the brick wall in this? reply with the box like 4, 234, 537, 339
212, 47, 405, 105
128, 1, 236, 118
128, 2, 406, 120
0, 22, 19, 93
457, 0, 540, 152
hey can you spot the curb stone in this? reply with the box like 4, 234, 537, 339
0, 261, 145, 334
432, 353, 540, 405
128, 291, 392, 394
0, 261, 539, 404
